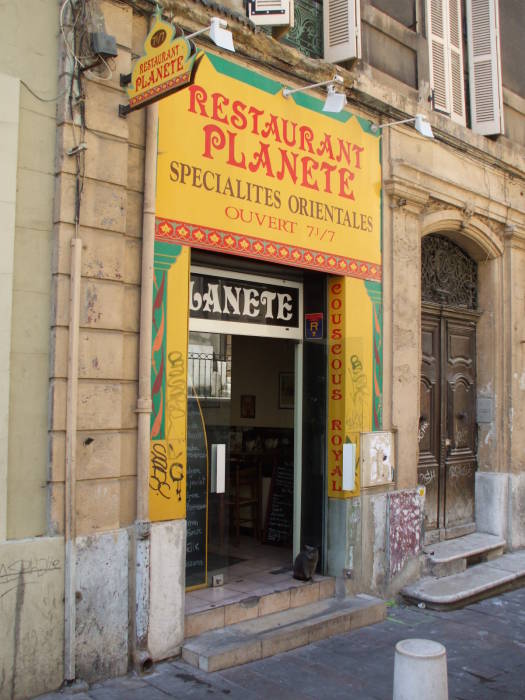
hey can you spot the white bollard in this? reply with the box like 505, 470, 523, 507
393, 638, 448, 700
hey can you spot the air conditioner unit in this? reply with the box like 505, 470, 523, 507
247, 0, 293, 27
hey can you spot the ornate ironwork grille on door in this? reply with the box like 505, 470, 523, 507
419, 235, 479, 543
421, 234, 477, 309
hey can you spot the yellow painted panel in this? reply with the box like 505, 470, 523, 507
156, 53, 381, 278
150, 246, 190, 521
327, 276, 373, 497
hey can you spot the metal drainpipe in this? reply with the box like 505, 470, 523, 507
64, 236, 82, 683
133, 100, 158, 672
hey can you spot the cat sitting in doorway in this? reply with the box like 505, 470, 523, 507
293, 545, 319, 581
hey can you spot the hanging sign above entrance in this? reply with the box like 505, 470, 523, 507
190, 271, 299, 326
189, 266, 302, 339
121, 12, 197, 114
156, 53, 381, 280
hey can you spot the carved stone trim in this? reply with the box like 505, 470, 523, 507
384, 178, 430, 213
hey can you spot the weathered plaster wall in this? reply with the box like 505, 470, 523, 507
388, 489, 423, 577
509, 245, 525, 471
49, 2, 148, 536
475, 472, 508, 538
0, 537, 64, 700
148, 521, 186, 661
0, 0, 57, 539
0, 72, 19, 543
387, 191, 422, 489
509, 473, 525, 549
327, 488, 423, 596
75, 530, 129, 683
477, 255, 503, 474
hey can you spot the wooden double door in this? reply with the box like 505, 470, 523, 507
418, 304, 479, 543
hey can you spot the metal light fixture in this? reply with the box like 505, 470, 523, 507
186, 17, 235, 52
282, 75, 347, 113
371, 114, 434, 138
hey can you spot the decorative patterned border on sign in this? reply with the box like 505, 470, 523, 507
156, 218, 382, 281
129, 71, 192, 108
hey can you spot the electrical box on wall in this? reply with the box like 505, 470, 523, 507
360, 431, 394, 487
90, 32, 118, 58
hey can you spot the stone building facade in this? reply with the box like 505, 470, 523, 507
0, 0, 524, 698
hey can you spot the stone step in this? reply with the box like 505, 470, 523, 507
185, 575, 337, 638
423, 532, 505, 578
182, 593, 386, 672
401, 549, 525, 610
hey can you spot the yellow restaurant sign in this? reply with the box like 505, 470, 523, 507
156, 53, 382, 280
126, 12, 197, 112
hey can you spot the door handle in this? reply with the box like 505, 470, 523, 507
211, 444, 226, 493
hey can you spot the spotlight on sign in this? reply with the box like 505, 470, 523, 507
282, 75, 347, 114
323, 77, 347, 113
186, 17, 235, 52
371, 113, 434, 138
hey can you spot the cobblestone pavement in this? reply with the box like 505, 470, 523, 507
36, 586, 525, 700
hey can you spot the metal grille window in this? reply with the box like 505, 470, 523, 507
188, 333, 232, 400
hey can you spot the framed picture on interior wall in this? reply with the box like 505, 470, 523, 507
279, 372, 294, 409
240, 394, 256, 419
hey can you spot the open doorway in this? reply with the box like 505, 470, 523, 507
186, 330, 297, 591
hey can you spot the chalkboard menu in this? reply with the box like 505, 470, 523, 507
264, 460, 294, 545
186, 397, 208, 588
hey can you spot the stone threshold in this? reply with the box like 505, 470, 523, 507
182, 594, 386, 672
402, 549, 525, 610
423, 532, 506, 578
185, 575, 337, 638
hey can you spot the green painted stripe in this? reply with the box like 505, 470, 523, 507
206, 51, 282, 95
204, 52, 376, 134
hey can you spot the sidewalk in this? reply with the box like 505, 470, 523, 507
36, 586, 525, 700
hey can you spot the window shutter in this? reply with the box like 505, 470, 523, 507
448, 0, 466, 125
323, 0, 360, 64
428, 0, 450, 114
466, 0, 504, 135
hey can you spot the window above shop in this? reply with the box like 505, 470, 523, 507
427, 0, 504, 135
247, 0, 508, 137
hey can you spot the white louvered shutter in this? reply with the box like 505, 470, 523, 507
448, 0, 466, 124
466, 0, 504, 135
323, 0, 361, 64
428, 0, 449, 113
427, 0, 466, 125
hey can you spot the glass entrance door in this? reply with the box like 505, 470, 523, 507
185, 330, 297, 589
186, 331, 232, 589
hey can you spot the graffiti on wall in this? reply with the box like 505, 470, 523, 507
389, 491, 423, 577
149, 243, 189, 521
0, 556, 60, 599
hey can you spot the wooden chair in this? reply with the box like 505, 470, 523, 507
227, 460, 260, 546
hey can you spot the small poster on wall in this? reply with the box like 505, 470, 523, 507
240, 394, 256, 419
279, 372, 294, 409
